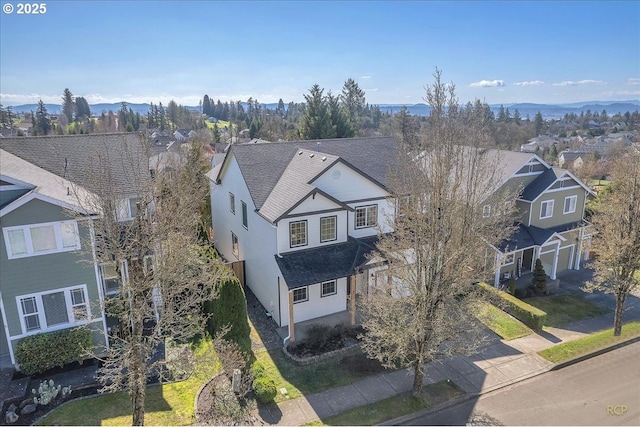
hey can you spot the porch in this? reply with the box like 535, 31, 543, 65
276, 308, 362, 345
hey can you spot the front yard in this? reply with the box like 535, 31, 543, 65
524, 294, 610, 327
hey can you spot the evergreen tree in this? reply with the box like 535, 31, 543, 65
395, 106, 420, 148
202, 95, 212, 116
532, 258, 547, 293
341, 78, 366, 132
205, 277, 251, 353
276, 98, 286, 117
300, 84, 335, 140
62, 88, 75, 123
35, 100, 52, 135
534, 111, 544, 136
327, 91, 354, 138
497, 105, 506, 122
75, 97, 91, 120
513, 108, 522, 125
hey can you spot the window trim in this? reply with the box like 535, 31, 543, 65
231, 232, 239, 258
355, 204, 378, 229
241, 201, 248, 229
321, 280, 337, 297
563, 195, 577, 214
16, 285, 91, 336
539, 200, 554, 219
289, 220, 308, 248
292, 287, 308, 303
229, 192, 236, 214
100, 262, 123, 296
3, 220, 81, 260
320, 216, 337, 243
502, 253, 515, 266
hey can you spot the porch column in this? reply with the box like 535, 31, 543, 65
551, 241, 560, 280
350, 275, 356, 325
575, 228, 583, 270
494, 253, 501, 287
533, 246, 541, 272
288, 291, 295, 344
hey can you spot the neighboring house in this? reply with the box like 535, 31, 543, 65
174, 129, 191, 142
208, 137, 398, 340
0, 133, 150, 369
558, 151, 587, 169
208, 138, 596, 340
520, 135, 558, 153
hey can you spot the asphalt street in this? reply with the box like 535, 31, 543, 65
402, 341, 640, 426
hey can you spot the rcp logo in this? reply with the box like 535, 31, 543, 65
607, 405, 628, 415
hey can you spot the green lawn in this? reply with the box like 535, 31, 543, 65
204, 119, 231, 130
475, 302, 533, 340
524, 295, 610, 327
305, 380, 464, 426
38, 340, 219, 426
539, 320, 640, 363
254, 346, 387, 403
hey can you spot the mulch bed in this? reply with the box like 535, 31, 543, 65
195, 374, 263, 426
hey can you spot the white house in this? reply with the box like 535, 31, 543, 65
207, 137, 398, 342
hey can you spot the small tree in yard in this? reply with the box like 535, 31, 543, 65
73, 137, 231, 425
532, 259, 547, 293
359, 69, 518, 397
205, 277, 252, 354
584, 152, 640, 336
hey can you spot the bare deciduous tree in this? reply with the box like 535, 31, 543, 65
584, 152, 640, 336
359, 70, 517, 397
74, 136, 230, 425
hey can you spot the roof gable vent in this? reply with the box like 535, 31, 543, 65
321, 156, 327, 161
309, 153, 314, 158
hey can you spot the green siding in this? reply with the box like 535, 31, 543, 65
1, 199, 104, 340
529, 187, 587, 228
0, 308, 8, 355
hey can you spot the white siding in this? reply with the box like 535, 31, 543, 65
279, 277, 348, 326
348, 198, 395, 238
288, 192, 342, 216
313, 162, 388, 202
277, 211, 348, 254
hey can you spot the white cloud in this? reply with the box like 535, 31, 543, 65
469, 80, 505, 88
627, 78, 640, 86
513, 80, 545, 86
361, 75, 372, 79
552, 80, 606, 87
0, 93, 61, 105
365, 88, 379, 92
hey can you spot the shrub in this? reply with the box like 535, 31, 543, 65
479, 282, 547, 330
532, 258, 547, 293
253, 376, 277, 403
205, 276, 251, 353
15, 327, 93, 375
507, 277, 516, 295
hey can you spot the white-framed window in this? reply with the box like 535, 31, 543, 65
100, 263, 121, 296
482, 205, 491, 218
292, 287, 308, 303
3, 220, 81, 259
231, 232, 239, 258
540, 200, 554, 219
355, 205, 377, 229
229, 192, 236, 214
241, 201, 248, 229
564, 195, 577, 214
502, 253, 515, 265
321, 280, 337, 297
320, 216, 337, 243
290, 220, 307, 247
16, 285, 90, 335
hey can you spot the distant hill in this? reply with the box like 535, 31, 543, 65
7, 100, 639, 120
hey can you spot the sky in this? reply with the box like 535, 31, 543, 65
0, 1, 639, 107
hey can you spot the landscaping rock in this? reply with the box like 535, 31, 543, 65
6, 403, 17, 414
21, 403, 38, 415
4, 409, 19, 424
19, 398, 33, 409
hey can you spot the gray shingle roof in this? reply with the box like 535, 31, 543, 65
275, 236, 378, 289
229, 136, 398, 210
520, 167, 563, 201
0, 133, 149, 196
499, 221, 585, 252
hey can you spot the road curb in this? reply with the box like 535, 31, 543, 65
550, 334, 640, 371
380, 393, 476, 426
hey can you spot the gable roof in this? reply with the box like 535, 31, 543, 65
0, 133, 149, 196
214, 136, 398, 212
520, 167, 594, 202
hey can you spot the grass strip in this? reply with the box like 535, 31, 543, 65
475, 302, 533, 340
305, 380, 464, 426
538, 320, 640, 363
525, 295, 610, 327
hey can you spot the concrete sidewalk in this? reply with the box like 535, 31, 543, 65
255, 308, 640, 426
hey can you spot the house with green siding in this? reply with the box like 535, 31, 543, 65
487, 151, 595, 286
0, 133, 149, 370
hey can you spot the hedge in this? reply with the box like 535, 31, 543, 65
479, 282, 547, 330
205, 276, 251, 353
15, 327, 93, 375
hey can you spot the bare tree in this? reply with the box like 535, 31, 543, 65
359, 70, 517, 397
74, 137, 230, 425
584, 152, 640, 336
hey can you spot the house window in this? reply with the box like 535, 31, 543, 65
16, 286, 90, 335
3, 220, 81, 259
503, 253, 515, 265
482, 205, 491, 218
320, 216, 337, 242
540, 200, 554, 219
321, 280, 337, 297
241, 201, 248, 229
292, 287, 308, 303
100, 263, 120, 296
355, 205, 377, 229
231, 232, 239, 258
564, 195, 577, 214
289, 220, 307, 247
129, 198, 139, 219
229, 192, 236, 214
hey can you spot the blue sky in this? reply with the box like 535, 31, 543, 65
1, 1, 638, 107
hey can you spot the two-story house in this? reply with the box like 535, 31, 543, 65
488, 151, 595, 285
208, 137, 398, 341
0, 133, 150, 369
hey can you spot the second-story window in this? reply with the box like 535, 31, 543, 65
290, 220, 307, 247
355, 205, 377, 229
482, 205, 491, 218
229, 192, 236, 214
320, 216, 337, 242
563, 195, 577, 214
241, 201, 248, 229
231, 232, 239, 258
3, 220, 81, 259
540, 200, 554, 219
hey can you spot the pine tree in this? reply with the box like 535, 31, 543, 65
300, 84, 335, 140
532, 258, 547, 293
35, 100, 51, 135
62, 88, 75, 123
206, 277, 251, 353
534, 111, 544, 136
